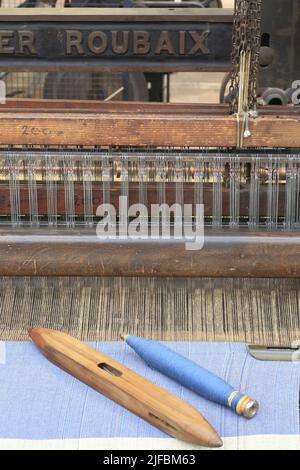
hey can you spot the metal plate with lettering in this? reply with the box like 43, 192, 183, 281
0, 8, 233, 72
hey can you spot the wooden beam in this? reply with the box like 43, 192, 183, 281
0, 8, 233, 22
0, 227, 299, 277
3, 100, 300, 116
0, 103, 299, 147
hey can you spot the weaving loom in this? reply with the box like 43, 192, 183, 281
0, 1, 300, 451
0, 3, 299, 277
0, 3, 299, 327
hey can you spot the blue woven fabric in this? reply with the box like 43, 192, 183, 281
0, 341, 299, 440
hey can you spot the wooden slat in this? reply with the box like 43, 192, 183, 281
0, 7, 233, 22
0, 106, 299, 147
3, 100, 300, 116
1, 99, 231, 114
0, 227, 300, 277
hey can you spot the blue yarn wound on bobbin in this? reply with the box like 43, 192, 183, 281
126, 336, 244, 410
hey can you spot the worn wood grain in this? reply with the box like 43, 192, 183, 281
0, 108, 299, 147
4, 100, 299, 116
0, 227, 300, 277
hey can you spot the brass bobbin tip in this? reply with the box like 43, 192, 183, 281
237, 396, 259, 419
120, 333, 129, 341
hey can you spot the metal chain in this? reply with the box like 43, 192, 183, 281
229, 0, 262, 114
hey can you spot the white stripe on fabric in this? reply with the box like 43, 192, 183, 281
0, 435, 299, 450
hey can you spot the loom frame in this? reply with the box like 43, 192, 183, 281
0, 99, 300, 277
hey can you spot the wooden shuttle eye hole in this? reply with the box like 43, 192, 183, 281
98, 363, 122, 377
